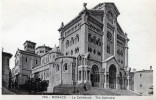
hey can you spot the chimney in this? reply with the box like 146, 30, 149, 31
150, 66, 152, 71
133, 68, 136, 72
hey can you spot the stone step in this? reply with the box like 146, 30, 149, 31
77, 87, 140, 95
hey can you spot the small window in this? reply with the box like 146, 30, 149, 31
26, 57, 27, 62
140, 84, 142, 87
36, 60, 37, 64
97, 51, 101, 56
71, 50, 73, 55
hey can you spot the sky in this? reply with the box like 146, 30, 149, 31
1, 0, 156, 71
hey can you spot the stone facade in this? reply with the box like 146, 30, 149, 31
2, 51, 12, 89
47, 3, 130, 92
12, 3, 130, 92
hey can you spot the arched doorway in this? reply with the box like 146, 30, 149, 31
91, 65, 100, 87
109, 65, 116, 89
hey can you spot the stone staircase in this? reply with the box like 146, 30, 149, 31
77, 87, 140, 96
105, 88, 140, 96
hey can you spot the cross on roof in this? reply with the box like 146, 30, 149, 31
83, 3, 87, 9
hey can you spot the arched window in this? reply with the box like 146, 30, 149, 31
26, 57, 27, 62
77, 55, 81, 66
96, 38, 100, 45
107, 32, 112, 42
88, 47, 90, 52
71, 50, 73, 55
77, 47, 79, 53
107, 11, 113, 24
36, 60, 38, 64
88, 33, 91, 42
107, 45, 110, 54
93, 36, 96, 44
121, 50, 123, 56
75, 47, 79, 53
90, 48, 92, 52
79, 71, 81, 80
72, 37, 74, 44
75, 34, 79, 43
66, 40, 69, 48
70, 37, 74, 46
97, 51, 101, 56
64, 63, 68, 71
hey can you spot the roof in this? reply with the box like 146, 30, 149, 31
59, 2, 120, 32
2, 52, 12, 58
50, 45, 61, 53
135, 70, 153, 73
23, 40, 36, 45
36, 45, 52, 50
15, 49, 40, 57
58, 13, 82, 32
92, 3, 120, 15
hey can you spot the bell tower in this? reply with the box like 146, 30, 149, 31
23, 40, 36, 53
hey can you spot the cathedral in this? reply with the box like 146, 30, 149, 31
12, 3, 131, 93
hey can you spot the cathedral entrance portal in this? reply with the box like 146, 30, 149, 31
109, 65, 116, 89
91, 65, 100, 87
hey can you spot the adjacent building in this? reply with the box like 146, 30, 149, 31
133, 67, 153, 95
2, 50, 12, 89
12, 41, 41, 87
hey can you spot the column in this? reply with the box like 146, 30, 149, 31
84, 70, 86, 81
86, 70, 88, 81
122, 77, 124, 89
75, 58, 78, 85
81, 69, 84, 83
116, 74, 119, 90
104, 73, 109, 89
86, 70, 87, 81
84, 58, 86, 66
127, 76, 130, 90
125, 33, 129, 68
89, 71, 90, 81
